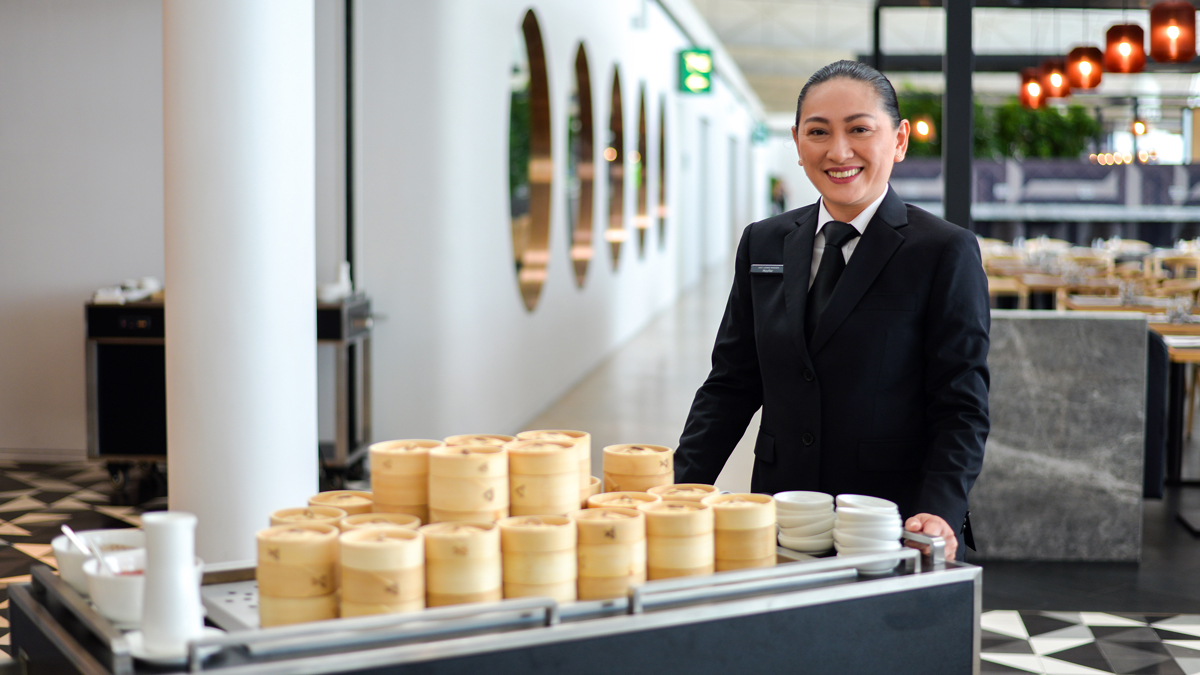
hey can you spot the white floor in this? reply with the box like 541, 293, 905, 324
522, 263, 760, 494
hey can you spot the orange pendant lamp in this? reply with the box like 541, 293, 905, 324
1105, 24, 1146, 73
1066, 46, 1104, 88
1019, 68, 1046, 109
1040, 58, 1071, 98
1150, 1, 1196, 63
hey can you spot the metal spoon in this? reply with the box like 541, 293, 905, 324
61, 524, 118, 575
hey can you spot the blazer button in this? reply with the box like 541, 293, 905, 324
802, 432, 814, 446
803, 369, 815, 382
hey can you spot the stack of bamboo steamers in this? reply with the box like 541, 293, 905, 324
255, 433, 777, 627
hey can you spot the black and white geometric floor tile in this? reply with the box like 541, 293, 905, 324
981, 610, 1200, 674
0, 461, 144, 660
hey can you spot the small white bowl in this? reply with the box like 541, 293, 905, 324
52, 529, 146, 595
83, 553, 204, 627
835, 494, 898, 513
776, 513, 834, 529
773, 491, 834, 512
835, 521, 902, 537
834, 507, 902, 524
778, 532, 834, 552
833, 539, 902, 554
781, 520, 834, 538
834, 530, 900, 548
84, 550, 146, 625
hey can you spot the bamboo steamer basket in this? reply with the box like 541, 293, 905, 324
712, 525, 777, 560
515, 429, 592, 490
443, 434, 514, 447
270, 506, 347, 528
602, 444, 674, 492
638, 501, 714, 579
428, 445, 509, 522
577, 572, 647, 600
256, 523, 339, 598
581, 476, 602, 507
371, 473, 428, 505
429, 506, 509, 523
369, 439, 440, 507
701, 493, 776, 530
340, 512, 422, 532
258, 593, 338, 627
587, 491, 661, 510
498, 516, 576, 601
571, 508, 647, 600
420, 522, 502, 607
647, 484, 719, 503
309, 491, 374, 516
503, 580, 577, 602
702, 493, 776, 569
339, 527, 424, 608
341, 599, 424, 617
507, 440, 579, 516
716, 555, 776, 571
372, 503, 429, 524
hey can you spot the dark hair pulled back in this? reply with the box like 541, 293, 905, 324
793, 60, 901, 130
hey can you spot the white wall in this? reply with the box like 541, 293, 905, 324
356, 0, 765, 440
0, 0, 348, 457
0, 1, 164, 459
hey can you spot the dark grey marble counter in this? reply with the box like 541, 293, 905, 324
971, 310, 1146, 562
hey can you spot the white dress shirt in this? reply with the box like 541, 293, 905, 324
809, 187, 890, 289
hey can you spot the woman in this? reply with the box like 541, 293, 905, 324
674, 61, 990, 561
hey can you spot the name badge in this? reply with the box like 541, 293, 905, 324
750, 264, 784, 274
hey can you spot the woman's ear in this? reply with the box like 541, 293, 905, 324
894, 119, 910, 162
792, 125, 803, 166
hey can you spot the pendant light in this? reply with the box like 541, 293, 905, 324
1067, 6, 1104, 89
1020, 68, 1047, 109
1105, 23, 1146, 73
1040, 58, 1072, 98
1067, 47, 1104, 88
1150, 1, 1196, 63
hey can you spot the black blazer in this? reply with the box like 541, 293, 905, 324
675, 187, 990, 531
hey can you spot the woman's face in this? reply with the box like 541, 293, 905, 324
792, 78, 909, 221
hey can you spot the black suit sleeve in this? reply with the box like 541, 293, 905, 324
915, 227, 990, 531
675, 225, 765, 484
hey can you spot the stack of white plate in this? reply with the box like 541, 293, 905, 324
774, 491, 835, 553
833, 494, 902, 572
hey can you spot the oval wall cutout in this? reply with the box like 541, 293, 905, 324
508, 10, 552, 311
635, 85, 648, 256
604, 67, 625, 270
658, 95, 668, 248
567, 44, 594, 287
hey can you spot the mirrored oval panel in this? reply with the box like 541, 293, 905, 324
567, 44, 594, 287
605, 68, 625, 270
635, 86, 648, 256
509, 10, 552, 311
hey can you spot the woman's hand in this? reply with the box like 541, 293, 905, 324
903, 513, 957, 561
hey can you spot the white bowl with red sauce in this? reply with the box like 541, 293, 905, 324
51, 529, 146, 595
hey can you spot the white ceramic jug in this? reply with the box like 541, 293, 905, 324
141, 512, 203, 654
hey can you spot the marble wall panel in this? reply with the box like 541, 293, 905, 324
971, 311, 1146, 562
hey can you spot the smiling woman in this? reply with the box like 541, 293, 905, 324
675, 60, 991, 565
791, 61, 908, 224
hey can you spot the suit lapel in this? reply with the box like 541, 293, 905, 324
784, 207, 817, 362
808, 188, 909, 356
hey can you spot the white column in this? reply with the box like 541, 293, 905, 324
163, 0, 317, 563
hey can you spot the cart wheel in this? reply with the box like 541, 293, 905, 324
108, 463, 130, 491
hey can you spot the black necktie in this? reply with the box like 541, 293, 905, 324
806, 220, 857, 343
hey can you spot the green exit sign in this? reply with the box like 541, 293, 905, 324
678, 49, 713, 94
